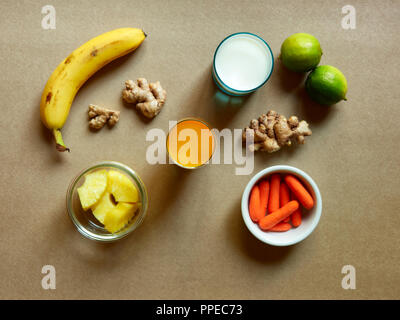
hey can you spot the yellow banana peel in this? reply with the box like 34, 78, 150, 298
40, 28, 146, 151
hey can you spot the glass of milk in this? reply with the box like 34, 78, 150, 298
212, 32, 274, 96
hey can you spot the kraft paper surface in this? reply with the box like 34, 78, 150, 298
0, 0, 399, 299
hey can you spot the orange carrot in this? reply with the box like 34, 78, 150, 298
268, 222, 292, 232
249, 185, 264, 222
291, 209, 302, 227
259, 200, 299, 230
259, 180, 270, 214
284, 175, 314, 210
290, 191, 302, 227
268, 174, 280, 213
280, 182, 291, 222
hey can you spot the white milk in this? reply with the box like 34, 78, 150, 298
214, 34, 273, 92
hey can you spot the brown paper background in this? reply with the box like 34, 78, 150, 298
0, 0, 399, 299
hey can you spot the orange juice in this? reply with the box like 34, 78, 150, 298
167, 119, 215, 168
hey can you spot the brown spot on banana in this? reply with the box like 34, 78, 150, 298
64, 55, 73, 64
46, 92, 52, 103
89, 41, 122, 59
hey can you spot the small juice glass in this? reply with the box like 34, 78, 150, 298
167, 118, 215, 169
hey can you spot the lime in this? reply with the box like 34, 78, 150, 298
305, 65, 348, 105
280, 33, 322, 72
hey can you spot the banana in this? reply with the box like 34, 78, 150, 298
40, 28, 146, 151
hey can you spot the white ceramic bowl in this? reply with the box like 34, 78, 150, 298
241, 165, 322, 246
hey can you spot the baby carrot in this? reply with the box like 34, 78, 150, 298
249, 185, 264, 222
259, 200, 299, 230
291, 209, 302, 227
280, 182, 290, 223
268, 222, 292, 232
259, 180, 270, 214
284, 175, 314, 210
290, 191, 302, 227
268, 174, 280, 213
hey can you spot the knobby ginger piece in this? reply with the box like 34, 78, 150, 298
88, 104, 120, 130
122, 78, 167, 118
242, 110, 312, 153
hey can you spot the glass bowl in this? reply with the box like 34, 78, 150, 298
66, 161, 148, 242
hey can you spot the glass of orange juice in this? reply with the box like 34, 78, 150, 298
167, 118, 215, 169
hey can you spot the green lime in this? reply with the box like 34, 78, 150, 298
280, 33, 322, 72
305, 65, 348, 105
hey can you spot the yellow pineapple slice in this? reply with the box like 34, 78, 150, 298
77, 170, 108, 210
91, 192, 116, 224
103, 202, 138, 233
107, 170, 139, 203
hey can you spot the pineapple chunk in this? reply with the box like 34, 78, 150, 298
91, 192, 116, 224
107, 170, 139, 203
77, 170, 108, 210
103, 202, 138, 233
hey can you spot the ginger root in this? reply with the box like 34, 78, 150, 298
88, 104, 120, 130
242, 110, 312, 152
122, 78, 166, 118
